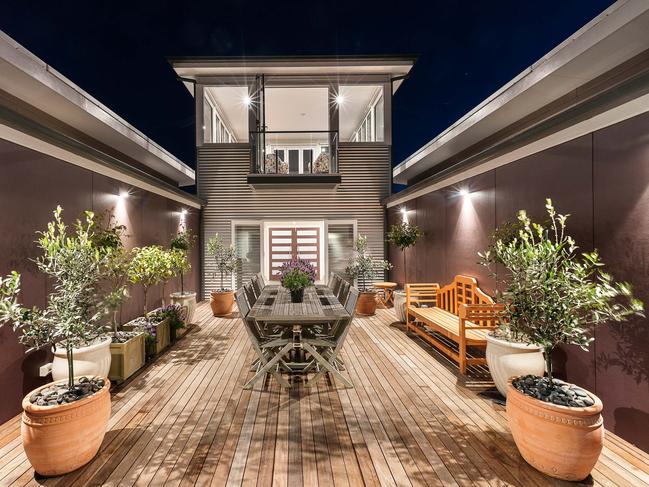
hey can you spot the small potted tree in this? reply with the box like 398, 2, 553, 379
0, 207, 111, 476
279, 259, 316, 303
346, 235, 392, 316
169, 229, 197, 325
494, 200, 643, 481
478, 219, 545, 398
158, 248, 179, 307
207, 233, 238, 316
126, 246, 171, 354
387, 221, 423, 321
92, 213, 146, 382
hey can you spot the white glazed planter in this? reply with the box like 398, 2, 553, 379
393, 291, 407, 322
51, 335, 112, 381
170, 291, 197, 325
486, 333, 544, 397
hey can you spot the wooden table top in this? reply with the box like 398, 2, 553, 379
373, 281, 397, 289
248, 285, 350, 323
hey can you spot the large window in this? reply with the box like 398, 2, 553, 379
339, 85, 385, 143
202, 86, 248, 143
327, 223, 355, 280
233, 224, 261, 288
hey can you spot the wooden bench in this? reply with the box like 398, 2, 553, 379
406, 276, 505, 375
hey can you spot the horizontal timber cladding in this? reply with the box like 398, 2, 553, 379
198, 142, 391, 298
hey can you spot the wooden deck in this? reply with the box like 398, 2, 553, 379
1, 301, 649, 486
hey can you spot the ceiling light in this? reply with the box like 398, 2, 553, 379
243, 95, 252, 106
335, 94, 344, 105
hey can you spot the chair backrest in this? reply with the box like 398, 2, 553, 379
244, 283, 257, 307
337, 279, 350, 305
251, 274, 263, 297
327, 272, 336, 288
437, 275, 493, 315
331, 274, 343, 296
235, 288, 250, 317
406, 283, 440, 309
256, 272, 266, 289
345, 286, 359, 316
235, 288, 264, 343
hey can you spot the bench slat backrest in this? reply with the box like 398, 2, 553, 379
437, 275, 498, 326
405, 283, 440, 308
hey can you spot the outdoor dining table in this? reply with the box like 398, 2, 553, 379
247, 285, 352, 387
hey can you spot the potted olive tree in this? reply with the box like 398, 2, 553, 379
169, 229, 197, 325
126, 246, 172, 354
158, 248, 179, 307
492, 200, 643, 481
92, 213, 146, 382
0, 207, 111, 476
346, 235, 392, 316
387, 221, 423, 321
479, 219, 545, 398
207, 233, 238, 316
279, 259, 316, 303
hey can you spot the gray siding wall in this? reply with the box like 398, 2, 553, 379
198, 142, 390, 298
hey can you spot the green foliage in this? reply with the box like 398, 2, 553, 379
346, 235, 392, 291
128, 246, 173, 316
0, 207, 111, 390
170, 228, 197, 252
281, 269, 312, 291
170, 230, 194, 294
206, 233, 238, 291
480, 199, 644, 381
387, 221, 423, 250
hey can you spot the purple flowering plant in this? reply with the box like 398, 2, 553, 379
279, 259, 316, 291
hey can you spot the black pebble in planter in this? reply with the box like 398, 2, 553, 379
290, 288, 305, 303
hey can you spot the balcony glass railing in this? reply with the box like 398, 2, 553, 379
250, 131, 338, 175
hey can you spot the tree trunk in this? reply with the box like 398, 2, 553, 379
545, 347, 554, 385
67, 346, 74, 390
403, 249, 407, 287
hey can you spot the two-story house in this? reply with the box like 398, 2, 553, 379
170, 56, 415, 295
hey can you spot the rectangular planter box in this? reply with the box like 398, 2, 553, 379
123, 315, 171, 356
109, 333, 145, 382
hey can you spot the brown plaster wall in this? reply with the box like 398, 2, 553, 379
0, 139, 200, 424
388, 112, 649, 452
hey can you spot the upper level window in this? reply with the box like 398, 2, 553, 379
339, 85, 384, 143
202, 86, 248, 143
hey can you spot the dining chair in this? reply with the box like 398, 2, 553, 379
337, 279, 350, 306
244, 282, 258, 307
251, 274, 263, 297
331, 274, 342, 296
327, 272, 336, 288
256, 272, 266, 289
235, 288, 291, 389
303, 286, 358, 388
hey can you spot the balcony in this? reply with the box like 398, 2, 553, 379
247, 130, 341, 189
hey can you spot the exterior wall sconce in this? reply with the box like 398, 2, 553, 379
400, 207, 409, 223
119, 190, 130, 199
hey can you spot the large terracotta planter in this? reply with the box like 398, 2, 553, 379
21, 377, 111, 476
210, 290, 234, 316
506, 380, 604, 481
170, 291, 197, 325
52, 335, 112, 382
486, 334, 544, 397
356, 291, 378, 316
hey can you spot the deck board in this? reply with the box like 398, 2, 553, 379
1, 301, 648, 487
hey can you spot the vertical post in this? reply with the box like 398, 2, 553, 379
328, 83, 340, 174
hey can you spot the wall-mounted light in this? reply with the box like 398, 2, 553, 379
243, 95, 252, 106
119, 190, 130, 199
335, 94, 345, 106
458, 188, 470, 198
181, 209, 188, 216
400, 207, 409, 223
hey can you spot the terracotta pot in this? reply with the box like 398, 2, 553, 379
506, 380, 604, 481
21, 377, 111, 476
356, 291, 378, 316
486, 334, 544, 397
52, 335, 112, 382
210, 290, 234, 316
170, 291, 197, 325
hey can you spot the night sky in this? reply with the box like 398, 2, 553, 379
2, 0, 614, 181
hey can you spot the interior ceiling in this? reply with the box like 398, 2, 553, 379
339, 85, 381, 140
206, 84, 380, 143
204, 85, 249, 141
